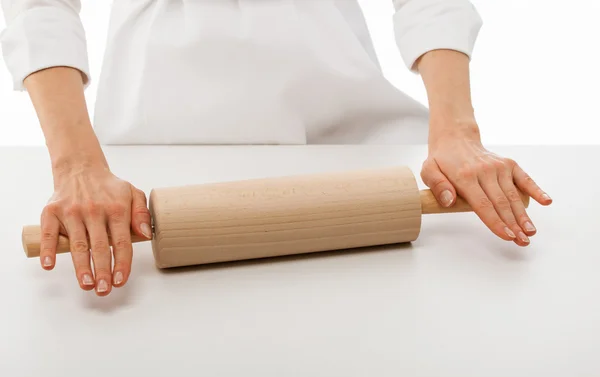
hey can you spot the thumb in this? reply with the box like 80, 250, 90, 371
130, 187, 153, 239
420, 160, 457, 208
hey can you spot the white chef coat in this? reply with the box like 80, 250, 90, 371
0, 0, 482, 145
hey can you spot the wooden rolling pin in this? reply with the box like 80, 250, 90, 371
21, 166, 529, 268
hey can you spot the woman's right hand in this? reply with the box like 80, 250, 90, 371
19, 66, 151, 296
40, 161, 152, 296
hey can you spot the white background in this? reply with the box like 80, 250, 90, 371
0, 0, 598, 146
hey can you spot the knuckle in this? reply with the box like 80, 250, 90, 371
41, 230, 57, 242
517, 212, 530, 222
478, 161, 496, 174
525, 175, 536, 185
420, 169, 436, 184
420, 159, 434, 172
71, 240, 89, 253
64, 203, 82, 218
91, 239, 110, 252
113, 264, 129, 273
492, 159, 507, 171
505, 158, 517, 168
490, 160, 503, 172
506, 189, 522, 203
428, 176, 447, 190
456, 166, 476, 183
505, 218, 519, 227
93, 267, 112, 276
494, 195, 511, 210
43, 202, 60, 216
476, 196, 494, 210
494, 220, 508, 231
520, 172, 535, 185
106, 203, 127, 220
40, 246, 56, 255
133, 204, 149, 215
112, 237, 131, 251
83, 200, 102, 217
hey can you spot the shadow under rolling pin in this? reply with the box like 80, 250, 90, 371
21, 166, 530, 269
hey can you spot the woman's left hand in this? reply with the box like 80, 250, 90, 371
420, 125, 553, 246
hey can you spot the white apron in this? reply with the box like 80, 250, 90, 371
92, 0, 430, 145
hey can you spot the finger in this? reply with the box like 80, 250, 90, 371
421, 160, 456, 207
512, 163, 552, 206
479, 173, 530, 246
62, 211, 95, 291
457, 181, 517, 242
39, 206, 60, 270
85, 215, 113, 297
107, 203, 132, 288
131, 188, 152, 239
498, 167, 537, 238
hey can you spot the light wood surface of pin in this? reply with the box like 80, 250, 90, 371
149, 166, 422, 268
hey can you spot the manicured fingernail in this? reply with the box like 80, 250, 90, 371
518, 231, 530, 243
542, 193, 552, 201
141, 223, 152, 239
42, 256, 52, 267
114, 271, 123, 285
82, 274, 94, 286
505, 227, 516, 238
524, 221, 536, 232
97, 279, 108, 293
440, 190, 454, 207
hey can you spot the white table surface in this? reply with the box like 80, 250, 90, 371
0, 145, 597, 377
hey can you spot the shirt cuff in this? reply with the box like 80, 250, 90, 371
0, 6, 90, 91
393, 0, 483, 72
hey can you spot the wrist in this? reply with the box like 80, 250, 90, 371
44, 119, 107, 172
52, 151, 109, 182
428, 117, 481, 147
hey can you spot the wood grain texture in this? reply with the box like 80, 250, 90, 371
149, 166, 422, 268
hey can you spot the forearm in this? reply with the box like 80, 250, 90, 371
415, 49, 480, 143
24, 67, 107, 178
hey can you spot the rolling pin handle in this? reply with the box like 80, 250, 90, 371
21, 225, 151, 259
419, 189, 530, 214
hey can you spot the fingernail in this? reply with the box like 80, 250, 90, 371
141, 223, 152, 239
518, 231, 530, 243
523, 221, 536, 232
114, 271, 123, 285
542, 193, 552, 201
505, 227, 516, 238
42, 256, 52, 267
82, 274, 94, 286
440, 190, 454, 207
97, 279, 108, 293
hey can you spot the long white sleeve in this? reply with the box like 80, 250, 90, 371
392, 0, 483, 72
0, 0, 90, 91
